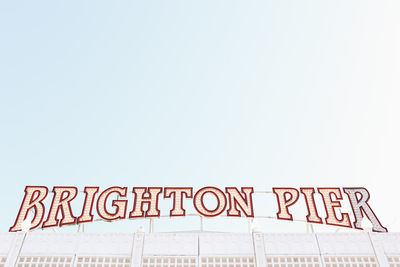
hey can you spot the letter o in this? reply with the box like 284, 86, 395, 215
194, 187, 226, 217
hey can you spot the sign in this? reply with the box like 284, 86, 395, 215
9, 186, 388, 232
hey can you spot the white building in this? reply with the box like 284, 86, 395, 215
1, 232, 399, 267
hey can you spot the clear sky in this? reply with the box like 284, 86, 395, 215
0, 0, 399, 233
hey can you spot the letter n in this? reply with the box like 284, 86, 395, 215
226, 187, 254, 217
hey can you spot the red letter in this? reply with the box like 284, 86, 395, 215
225, 187, 254, 217
343, 187, 387, 232
164, 188, 192, 216
318, 188, 351, 228
78, 187, 99, 223
300, 188, 322, 224
42, 187, 78, 228
130, 187, 162, 218
193, 187, 227, 217
97, 187, 127, 221
9, 186, 48, 232
273, 188, 299, 220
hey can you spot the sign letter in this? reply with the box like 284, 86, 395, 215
97, 187, 127, 221
318, 188, 351, 228
9, 186, 48, 232
194, 187, 227, 217
300, 188, 322, 224
343, 187, 387, 232
78, 187, 99, 223
226, 187, 254, 217
164, 188, 192, 216
273, 188, 299, 220
130, 187, 162, 217
42, 187, 78, 228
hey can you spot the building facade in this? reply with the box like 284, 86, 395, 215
0, 232, 399, 267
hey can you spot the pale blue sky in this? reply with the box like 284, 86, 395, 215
1, 0, 399, 232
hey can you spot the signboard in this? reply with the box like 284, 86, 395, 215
9, 186, 388, 232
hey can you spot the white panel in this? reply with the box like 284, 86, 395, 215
199, 234, 254, 255
263, 233, 320, 255
77, 233, 134, 256
323, 255, 378, 267
20, 233, 78, 256
143, 256, 197, 267
131, 233, 145, 267
387, 255, 400, 267
368, 232, 390, 266
4, 232, 25, 267
76, 256, 131, 267
200, 256, 255, 267
265, 256, 320, 267
16, 256, 74, 267
317, 233, 375, 255
143, 234, 198, 256
0, 233, 16, 255
252, 233, 266, 267
0, 257, 6, 267
370, 233, 400, 255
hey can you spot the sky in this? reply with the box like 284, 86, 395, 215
0, 0, 399, 233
